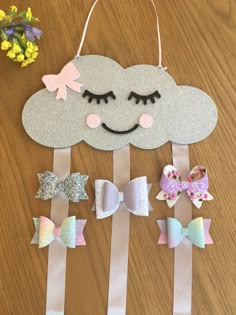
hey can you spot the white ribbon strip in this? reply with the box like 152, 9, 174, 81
76, 0, 164, 68
46, 147, 71, 315
107, 145, 130, 315
172, 144, 192, 315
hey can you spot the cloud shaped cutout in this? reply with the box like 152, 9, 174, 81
22, 55, 218, 150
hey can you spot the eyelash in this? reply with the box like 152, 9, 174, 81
82, 90, 116, 104
128, 91, 161, 105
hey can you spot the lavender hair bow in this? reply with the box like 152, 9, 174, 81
35, 171, 88, 202
94, 177, 152, 219
156, 165, 213, 208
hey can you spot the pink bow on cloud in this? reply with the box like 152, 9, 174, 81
42, 62, 83, 101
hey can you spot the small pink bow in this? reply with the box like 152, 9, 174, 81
42, 62, 83, 101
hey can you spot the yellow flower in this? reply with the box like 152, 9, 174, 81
0, 10, 6, 21
21, 34, 26, 43
32, 51, 39, 59
21, 60, 29, 67
35, 18, 40, 22
27, 41, 34, 49
12, 43, 21, 54
17, 54, 25, 62
7, 50, 16, 59
1, 40, 12, 51
25, 41, 36, 57
27, 57, 35, 64
25, 48, 33, 58
10, 5, 17, 13
26, 7, 32, 21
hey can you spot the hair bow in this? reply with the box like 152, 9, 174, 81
31, 216, 86, 248
35, 171, 89, 202
157, 217, 213, 248
93, 176, 152, 219
42, 62, 83, 100
156, 165, 213, 208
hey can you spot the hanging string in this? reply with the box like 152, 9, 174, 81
76, 0, 166, 69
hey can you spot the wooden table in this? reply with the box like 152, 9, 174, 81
0, 1, 235, 314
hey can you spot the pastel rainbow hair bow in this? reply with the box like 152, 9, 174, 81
42, 62, 83, 100
157, 217, 213, 248
94, 177, 152, 219
35, 171, 88, 202
31, 216, 86, 248
156, 165, 213, 208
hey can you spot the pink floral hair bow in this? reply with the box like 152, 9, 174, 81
42, 62, 83, 101
156, 165, 213, 208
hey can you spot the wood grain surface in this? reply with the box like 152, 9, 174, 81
0, 1, 235, 314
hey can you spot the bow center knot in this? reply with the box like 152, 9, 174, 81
54, 227, 61, 238
182, 227, 189, 237
57, 181, 65, 192
181, 181, 190, 191
118, 192, 124, 203
58, 72, 71, 86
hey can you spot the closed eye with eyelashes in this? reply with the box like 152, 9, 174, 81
128, 90, 161, 105
83, 90, 116, 104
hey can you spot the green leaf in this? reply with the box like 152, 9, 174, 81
18, 10, 27, 18
13, 31, 22, 40
15, 26, 24, 32
22, 17, 36, 23
13, 33, 26, 51
0, 29, 8, 40
8, 11, 17, 18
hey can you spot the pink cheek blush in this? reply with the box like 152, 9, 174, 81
139, 114, 153, 128
86, 114, 101, 129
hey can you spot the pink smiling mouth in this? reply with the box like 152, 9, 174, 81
101, 123, 139, 135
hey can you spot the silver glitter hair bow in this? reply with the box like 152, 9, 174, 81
35, 171, 89, 202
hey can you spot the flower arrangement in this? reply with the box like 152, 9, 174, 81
0, 5, 42, 67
